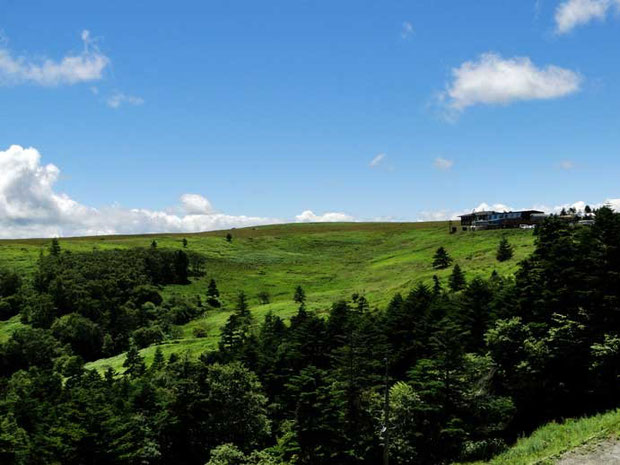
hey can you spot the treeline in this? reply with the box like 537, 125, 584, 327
1, 245, 206, 361
2, 209, 620, 464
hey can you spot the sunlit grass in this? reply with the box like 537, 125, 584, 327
456, 410, 620, 465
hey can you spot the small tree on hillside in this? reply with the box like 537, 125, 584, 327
50, 238, 61, 256
449, 264, 466, 292
432, 247, 453, 269
182, 238, 188, 248
123, 343, 145, 378
150, 239, 158, 249
226, 233, 233, 243
294, 285, 306, 309
496, 236, 514, 262
207, 279, 221, 307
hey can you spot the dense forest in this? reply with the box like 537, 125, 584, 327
1, 208, 620, 464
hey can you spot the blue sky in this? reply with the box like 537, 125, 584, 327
1, 0, 619, 237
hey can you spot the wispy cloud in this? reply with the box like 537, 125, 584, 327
434, 157, 454, 170
106, 92, 145, 108
401, 22, 414, 39
369, 153, 387, 168
558, 160, 575, 170
554, 0, 620, 34
0, 30, 110, 86
439, 52, 581, 117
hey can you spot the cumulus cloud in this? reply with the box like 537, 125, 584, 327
180, 193, 214, 214
440, 53, 582, 114
401, 22, 414, 39
0, 145, 356, 238
0, 30, 110, 86
434, 157, 454, 170
555, 0, 620, 34
106, 92, 145, 108
0, 145, 283, 238
295, 210, 355, 223
369, 153, 386, 168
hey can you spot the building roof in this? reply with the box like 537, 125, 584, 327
458, 209, 544, 218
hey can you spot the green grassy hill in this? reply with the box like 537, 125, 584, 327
455, 409, 620, 465
0, 221, 536, 372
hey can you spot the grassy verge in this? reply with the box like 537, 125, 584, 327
457, 409, 620, 465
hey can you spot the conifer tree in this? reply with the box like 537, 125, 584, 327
150, 239, 157, 249
226, 233, 233, 243
50, 238, 61, 256
432, 246, 453, 269
207, 279, 221, 307
496, 236, 514, 262
294, 285, 306, 308
182, 238, 188, 248
123, 343, 145, 378
448, 264, 466, 292
432, 275, 442, 295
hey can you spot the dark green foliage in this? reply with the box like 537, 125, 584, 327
207, 278, 221, 307
433, 246, 453, 269
226, 233, 233, 243
2, 208, 620, 464
293, 285, 306, 307
496, 236, 514, 262
449, 264, 466, 292
257, 291, 270, 305
50, 238, 61, 256
183, 238, 188, 248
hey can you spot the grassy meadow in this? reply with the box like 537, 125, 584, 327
0, 221, 536, 372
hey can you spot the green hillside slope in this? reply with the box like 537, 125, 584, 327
0, 221, 536, 372
455, 409, 620, 465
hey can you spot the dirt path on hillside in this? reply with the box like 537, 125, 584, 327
556, 438, 620, 464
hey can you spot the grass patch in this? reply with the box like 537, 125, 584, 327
456, 409, 620, 465
0, 221, 536, 370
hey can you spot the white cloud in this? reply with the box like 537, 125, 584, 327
558, 160, 575, 170
0, 30, 110, 86
401, 22, 414, 39
441, 52, 582, 114
434, 157, 454, 170
0, 145, 284, 238
554, 0, 620, 34
369, 153, 386, 168
106, 92, 144, 108
0, 145, 357, 238
295, 210, 355, 223
180, 193, 213, 214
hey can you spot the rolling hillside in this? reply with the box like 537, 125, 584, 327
0, 221, 536, 371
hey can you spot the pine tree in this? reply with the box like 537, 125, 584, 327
123, 343, 145, 378
294, 285, 306, 308
182, 238, 188, 248
50, 238, 61, 256
207, 279, 221, 307
448, 264, 466, 292
150, 239, 157, 249
496, 236, 514, 262
432, 247, 453, 269
226, 233, 233, 243
151, 346, 165, 371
